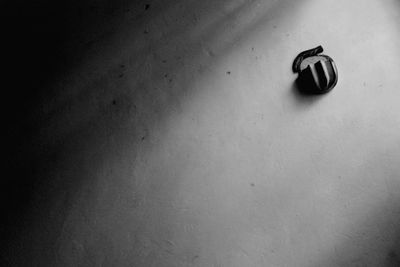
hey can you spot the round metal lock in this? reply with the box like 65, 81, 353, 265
293, 46, 338, 94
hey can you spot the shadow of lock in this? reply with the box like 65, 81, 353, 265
293, 46, 338, 94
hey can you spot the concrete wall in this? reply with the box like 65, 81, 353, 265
3, 0, 400, 266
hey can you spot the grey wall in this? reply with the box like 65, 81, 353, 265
3, 0, 400, 266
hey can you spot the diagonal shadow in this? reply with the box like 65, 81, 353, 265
2, 0, 306, 265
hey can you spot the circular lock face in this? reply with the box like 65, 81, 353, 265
293, 46, 338, 94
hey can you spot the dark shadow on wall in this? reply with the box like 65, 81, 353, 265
1, 0, 304, 265
1, 0, 168, 262
309, 146, 400, 267
310, 199, 400, 267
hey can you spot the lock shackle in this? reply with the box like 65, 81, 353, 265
292, 45, 324, 73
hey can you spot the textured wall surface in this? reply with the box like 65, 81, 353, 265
3, 0, 400, 266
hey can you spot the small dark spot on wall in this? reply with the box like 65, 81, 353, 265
226, 71, 231, 75
164, 74, 168, 78
120, 64, 125, 68
145, 4, 150, 10
119, 73, 124, 78
250, 183, 255, 187
141, 136, 146, 141
162, 60, 167, 63
84, 39, 95, 48
192, 255, 199, 262
144, 30, 149, 34
112, 100, 117, 105
251, 47, 254, 51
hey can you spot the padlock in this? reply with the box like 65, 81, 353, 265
293, 46, 338, 94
